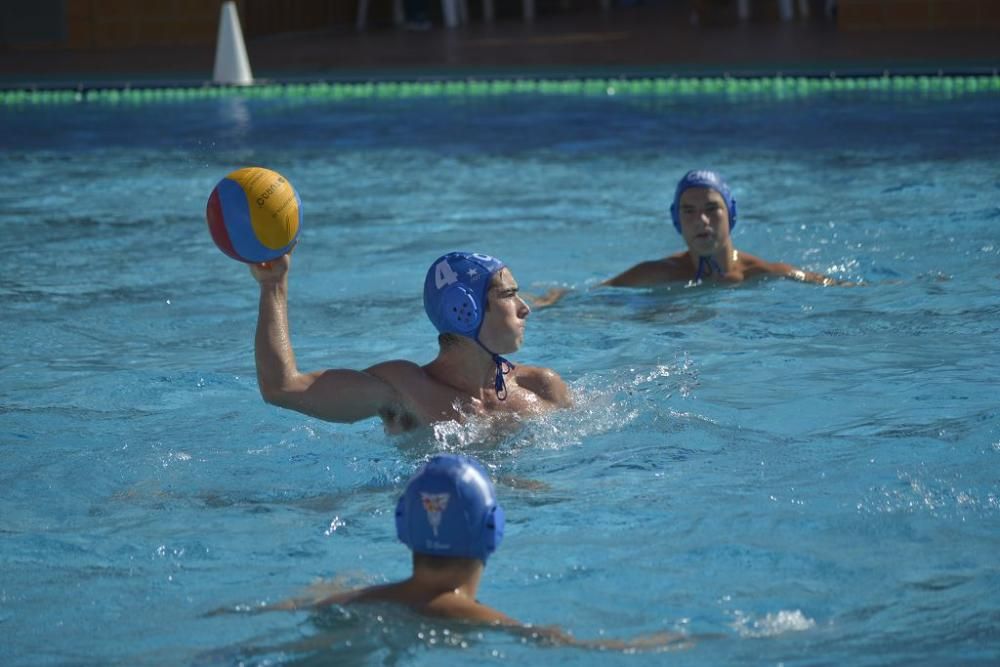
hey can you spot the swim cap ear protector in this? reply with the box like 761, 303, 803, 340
395, 454, 505, 562
669, 169, 738, 234
424, 252, 505, 337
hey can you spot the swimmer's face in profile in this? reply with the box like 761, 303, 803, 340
678, 187, 731, 255
478, 268, 530, 355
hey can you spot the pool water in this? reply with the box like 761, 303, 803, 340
2, 87, 999, 666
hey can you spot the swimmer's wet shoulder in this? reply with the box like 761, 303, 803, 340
365, 360, 451, 431
602, 255, 691, 287
324, 582, 517, 625
511, 364, 573, 409
303, 357, 570, 435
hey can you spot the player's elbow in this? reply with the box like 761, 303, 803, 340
258, 381, 296, 409
258, 384, 284, 407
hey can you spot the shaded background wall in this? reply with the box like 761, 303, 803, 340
1, 0, 999, 51
2, 0, 351, 50
839, 0, 1000, 29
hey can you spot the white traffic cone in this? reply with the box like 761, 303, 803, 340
212, 1, 253, 85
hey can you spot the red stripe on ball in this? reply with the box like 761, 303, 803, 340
206, 188, 243, 262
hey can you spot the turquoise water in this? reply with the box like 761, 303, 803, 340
2, 89, 999, 666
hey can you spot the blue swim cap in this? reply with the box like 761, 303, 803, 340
669, 170, 738, 234
423, 252, 515, 400
424, 252, 505, 338
395, 454, 505, 562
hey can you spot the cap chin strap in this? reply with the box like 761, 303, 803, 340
474, 339, 514, 401
695, 255, 725, 283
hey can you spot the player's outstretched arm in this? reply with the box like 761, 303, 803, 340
769, 261, 855, 286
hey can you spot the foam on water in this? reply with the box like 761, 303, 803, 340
730, 609, 817, 638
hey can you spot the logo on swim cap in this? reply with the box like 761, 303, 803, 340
395, 454, 505, 561
423, 252, 506, 338
669, 169, 738, 234
420, 492, 450, 537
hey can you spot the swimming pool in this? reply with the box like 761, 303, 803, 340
2, 81, 999, 665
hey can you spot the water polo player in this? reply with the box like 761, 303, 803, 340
250, 251, 571, 433
263, 454, 510, 620
604, 170, 841, 286
242, 454, 687, 650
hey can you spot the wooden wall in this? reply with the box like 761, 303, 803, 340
52, 0, 356, 50
7, 0, 999, 51
838, 0, 1000, 30
65, 0, 223, 49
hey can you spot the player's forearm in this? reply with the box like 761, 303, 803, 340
803, 271, 852, 286
785, 266, 844, 287
255, 281, 300, 400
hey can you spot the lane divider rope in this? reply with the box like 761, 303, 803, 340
3, 74, 999, 105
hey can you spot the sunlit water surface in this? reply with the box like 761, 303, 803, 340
1, 89, 999, 666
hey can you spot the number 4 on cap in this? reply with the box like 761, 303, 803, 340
434, 260, 459, 289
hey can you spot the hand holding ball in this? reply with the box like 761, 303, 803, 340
206, 167, 301, 263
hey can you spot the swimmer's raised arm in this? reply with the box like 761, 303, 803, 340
251, 254, 405, 423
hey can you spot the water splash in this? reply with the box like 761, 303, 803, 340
417, 357, 699, 457
856, 469, 1000, 518
730, 609, 816, 638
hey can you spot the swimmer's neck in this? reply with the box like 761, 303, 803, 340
405, 558, 485, 601
686, 242, 739, 274
426, 340, 506, 400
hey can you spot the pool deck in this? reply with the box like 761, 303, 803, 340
1, 3, 999, 87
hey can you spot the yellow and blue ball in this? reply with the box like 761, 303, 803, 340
206, 167, 301, 263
